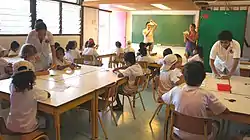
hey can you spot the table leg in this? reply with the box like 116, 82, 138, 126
91, 92, 98, 140
54, 114, 61, 140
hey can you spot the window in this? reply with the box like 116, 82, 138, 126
62, 3, 81, 34
62, 0, 78, 3
37, 0, 60, 34
0, 0, 31, 34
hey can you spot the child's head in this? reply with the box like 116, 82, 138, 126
174, 54, 182, 69
12, 60, 36, 92
20, 44, 38, 62
55, 42, 60, 49
138, 44, 147, 57
0, 46, 6, 57
87, 39, 96, 48
66, 41, 77, 51
162, 54, 178, 71
184, 61, 205, 87
194, 47, 204, 59
163, 48, 173, 57
115, 41, 122, 48
124, 52, 136, 66
10, 41, 20, 52
127, 41, 131, 46
56, 47, 65, 61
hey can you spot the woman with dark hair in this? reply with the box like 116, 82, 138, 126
25, 20, 56, 71
142, 20, 157, 53
183, 23, 198, 58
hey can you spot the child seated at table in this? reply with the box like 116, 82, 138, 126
65, 40, 81, 63
113, 52, 144, 110
7, 60, 51, 133
158, 54, 184, 96
161, 61, 229, 140
19, 44, 50, 76
156, 48, 173, 65
136, 42, 155, 63
55, 47, 77, 70
54, 42, 61, 50
124, 41, 135, 53
8, 41, 20, 57
174, 54, 183, 73
0, 46, 12, 80
188, 46, 204, 63
82, 39, 102, 66
113, 41, 124, 61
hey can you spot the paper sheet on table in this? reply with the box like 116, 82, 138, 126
51, 85, 70, 92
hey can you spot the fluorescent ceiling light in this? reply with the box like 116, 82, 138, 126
114, 5, 136, 10
151, 4, 171, 10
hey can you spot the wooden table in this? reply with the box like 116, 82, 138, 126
0, 66, 126, 140
230, 76, 250, 96
201, 73, 230, 92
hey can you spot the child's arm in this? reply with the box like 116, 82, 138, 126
33, 89, 51, 101
35, 70, 50, 76
57, 65, 70, 70
113, 66, 129, 72
207, 92, 229, 115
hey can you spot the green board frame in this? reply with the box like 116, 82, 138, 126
132, 15, 194, 46
198, 10, 247, 72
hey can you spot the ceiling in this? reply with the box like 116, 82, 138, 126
83, 0, 250, 11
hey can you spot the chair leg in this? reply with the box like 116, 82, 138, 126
149, 104, 163, 126
122, 95, 125, 106
138, 93, 146, 111
109, 106, 118, 126
127, 96, 136, 120
89, 111, 91, 122
133, 95, 136, 108
157, 104, 163, 115
98, 113, 108, 139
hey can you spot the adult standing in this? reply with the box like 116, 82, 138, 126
142, 20, 157, 53
183, 23, 198, 58
25, 19, 56, 71
209, 30, 241, 79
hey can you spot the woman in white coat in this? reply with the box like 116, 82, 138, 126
209, 30, 241, 79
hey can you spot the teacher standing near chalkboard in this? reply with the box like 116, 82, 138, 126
183, 23, 198, 59
142, 20, 157, 53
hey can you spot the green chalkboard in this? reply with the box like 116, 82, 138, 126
132, 15, 194, 46
198, 10, 247, 72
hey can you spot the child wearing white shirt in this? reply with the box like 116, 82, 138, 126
113, 41, 125, 63
136, 42, 155, 63
7, 60, 50, 133
113, 52, 144, 110
156, 48, 173, 65
124, 41, 135, 53
55, 47, 76, 70
65, 41, 81, 63
161, 61, 229, 140
0, 46, 12, 79
188, 47, 204, 63
82, 40, 102, 66
8, 41, 20, 57
158, 54, 184, 96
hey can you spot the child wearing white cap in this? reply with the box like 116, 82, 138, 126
158, 54, 184, 96
0, 46, 12, 80
7, 60, 50, 133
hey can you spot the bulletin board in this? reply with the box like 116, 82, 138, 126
198, 10, 247, 72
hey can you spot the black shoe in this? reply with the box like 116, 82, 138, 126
113, 105, 123, 111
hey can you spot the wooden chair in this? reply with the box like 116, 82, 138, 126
0, 117, 49, 140
79, 83, 118, 139
111, 53, 125, 68
121, 74, 149, 119
165, 104, 213, 140
149, 76, 164, 127
74, 58, 84, 64
77, 55, 102, 66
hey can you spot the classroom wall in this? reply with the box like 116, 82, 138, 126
0, 35, 80, 50
83, 7, 99, 44
126, 10, 200, 46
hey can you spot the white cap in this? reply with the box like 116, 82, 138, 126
0, 46, 6, 52
13, 60, 35, 75
161, 54, 178, 71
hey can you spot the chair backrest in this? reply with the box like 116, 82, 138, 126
135, 74, 149, 92
0, 117, 12, 135
118, 53, 124, 59
99, 82, 117, 108
83, 55, 94, 62
137, 61, 148, 70
166, 105, 213, 140
74, 58, 84, 64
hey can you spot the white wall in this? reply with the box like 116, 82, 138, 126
0, 35, 80, 50
83, 7, 99, 44
126, 10, 200, 43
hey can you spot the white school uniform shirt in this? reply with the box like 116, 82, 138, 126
124, 45, 135, 53
121, 63, 144, 87
82, 48, 99, 65
210, 40, 241, 75
188, 54, 203, 63
7, 84, 49, 133
162, 85, 226, 140
143, 29, 154, 43
55, 58, 71, 66
65, 49, 81, 63
0, 58, 9, 80
136, 55, 155, 63
158, 69, 182, 95
25, 30, 54, 71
